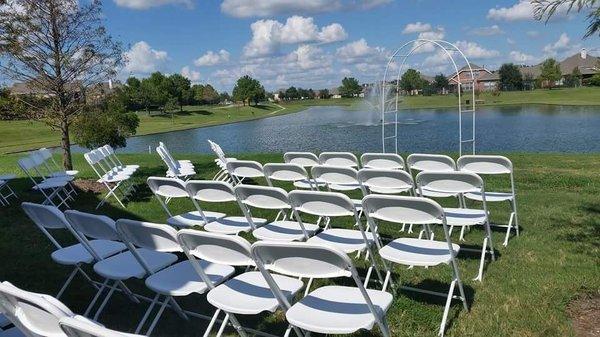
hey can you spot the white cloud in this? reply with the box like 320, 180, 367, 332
543, 33, 571, 55
402, 22, 432, 34
194, 50, 231, 67
507, 37, 516, 45
286, 44, 331, 70
527, 30, 540, 38
487, 0, 568, 21
509, 51, 539, 64
336, 38, 382, 63
243, 16, 347, 57
221, 0, 390, 18
412, 28, 446, 53
113, 0, 193, 10
181, 66, 201, 82
470, 25, 504, 36
123, 41, 168, 74
454, 41, 500, 59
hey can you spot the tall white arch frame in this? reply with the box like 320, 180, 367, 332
381, 39, 476, 156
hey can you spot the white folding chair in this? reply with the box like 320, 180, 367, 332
21, 202, 124, 300
84, 151, 133, 209
458, 155, 519, 246
407, 154, 457, 198
234, 185, 319, 242
252, 242, 393, 337
156, 146, 196, 180
319, 152, 359, 168
177, 230, 304, 337
0, 175, 18, 206
102, 145, 139, 174
37, 148, 79, 178
0, 281, 74, 337
361, 153, 405, 170
147, 177, 225, 228
116, 219, 234, 335
263, 163, 317, 190
416, 171, 495, 281
159, 142, 193, 169
311, 165, 364, 211
63, 210, 142, 319
29, 152, 78, 201
225, 160, 264, 185
185, 181, 267, 235
283, 152, 319, 168
362, 195, 468, 336
208, 140, 235, 183
59, 316, 144, 337
19, 157, 72, 208
288, 190, 382, 286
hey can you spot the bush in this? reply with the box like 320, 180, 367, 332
589, 74, 600, 87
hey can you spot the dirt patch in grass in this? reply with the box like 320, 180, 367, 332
567, 292, 600, 337
73, 179, 104, 194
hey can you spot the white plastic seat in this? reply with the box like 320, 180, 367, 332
311, 165, 364, 212
358, 168, 414, 195
177, 230, 304, 337
38, 148, 79, 178
59, 316, 144, 337
407, 154, 458, 198
156, 145, 196, 180
51, 240, 124, 265
319, 152, 359, 168
361, 153, 405, 170
226, 160, 265, 184
147, 177, 226, 228
361, 195, 468, 336
458, 155, 519, 246
283, 152, 320, 167
93, 249, 177, 280
307, 228, 374, 253
252, 241, 392, 337
145, 260, 234, 296
263, 163, 320, 190
417, 171, 495, 282
235, 185, 317, 242
186, 180, 266, 235
19, 157, 72, 208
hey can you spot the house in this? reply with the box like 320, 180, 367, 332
447, 64, 495, 92
477, 71, 500, 91
9, 80, 119, 102
330, 88, 342, 99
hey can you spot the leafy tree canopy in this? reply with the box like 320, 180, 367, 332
339, 77, 361, 97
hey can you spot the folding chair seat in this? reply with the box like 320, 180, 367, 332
361, 153, 405, 170
98, 146, 138, 175
458, 155, 519, 246
147, 177, 226, 228
21, 203, 124, 299
19, 157, 72, 208
263, 163, 318, 190
226, 160, 264, 185
59, 316, 144, 337
185, 181, 266, 235
0, 314, 23, 337
311, 165, 364, 210
288, 190, 382, 286
103, 145, 140, 171
235, 185, 319, 242
417, 171, 495, 281
178, 230, 304, 337
116, 219, 234, 335
319, 152, 359, 168
407, 153, 458, 198
358, 168, 415, 195
362, 195, 468, 336
282, 152, 327, 189
0, 174, 17, 206
252, 242, 392, 337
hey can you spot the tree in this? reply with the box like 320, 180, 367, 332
318, 89, 330, 99
534, 0, 599, 38
285, 86, 299, 100
339, 77, 361, 97
589, 73, 600, 86
232, 75, 265, 106
167, 74, 191, 111
219, 92, 231, 103
498, 63, 524, 91
539, 58, 562, 89
201, 84, 219, 105
73, 90, 139, 149
143, 72, 170, 111
297, 88, 309, 99
399, 69, 424, 94
433, 74, 449, 94
0, 0, 123, 169
564, 67, 582, 87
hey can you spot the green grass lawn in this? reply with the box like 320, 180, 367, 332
0, 152, 598, 336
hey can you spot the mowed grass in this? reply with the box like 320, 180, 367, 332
403, 87, 600, 109
0, 152, 598, 336
0, 98, 361, 154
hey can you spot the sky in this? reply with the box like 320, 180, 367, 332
12, 0, 600, 92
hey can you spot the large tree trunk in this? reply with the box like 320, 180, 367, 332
60, 120, 73, 170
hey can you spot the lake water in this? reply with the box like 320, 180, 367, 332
109, 105, 600, 154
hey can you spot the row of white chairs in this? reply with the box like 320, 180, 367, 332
19, 200, 400, 336
17, 148, 78, 208
156, 142, 195, 180
84, 145, 139, 209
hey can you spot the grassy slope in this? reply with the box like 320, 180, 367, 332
0, 152, 598, 337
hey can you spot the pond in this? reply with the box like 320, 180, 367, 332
108, 105, 600, 154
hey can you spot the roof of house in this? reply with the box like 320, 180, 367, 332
478, 71, 500, 81
329, 87, 340, 95
560, 51, 598, 75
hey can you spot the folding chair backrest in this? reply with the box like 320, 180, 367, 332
263, 163, 309, 184
361, 153, 405, 170
226, 160, 264, 179
116, 219, 182, 253
234, 185, 290, 210
288, 190, 355, 217
252, 241, 352, 279
457, 155, 513, 175
407, 154, 456, 172
416, 171, 484, 194
319, 152, 359, 168
156, 146, 178, 174
60, 316, 138, 337
311, 165, 360, 186
358, 169, 414, 192
64, 210, 120, 242
147, 177, 188, 199
0, 282, 72, 337
22, 202, 69, 230
283, 152, 319, 168
18, 157, 37, 174
177, 229, 254, 267
186, 180, 236, 203
362, 195, 444, 225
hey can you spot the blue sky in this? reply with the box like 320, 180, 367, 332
39, 1, 600, 91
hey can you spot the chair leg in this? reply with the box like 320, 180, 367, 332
227, 313, 249, 337
145, 297, 170, 336
56, 268, 78, 299
93, 280, 118, 320
168, 297, 188, 320
473, 237, 488, 282
136, 294, 160, 334
203, 309, 222, 337
438, 279, 457, 337
117, 281, 140, 304
503, 212, 515, 247
215, 313, 230, 337
84, 279, 109, 317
